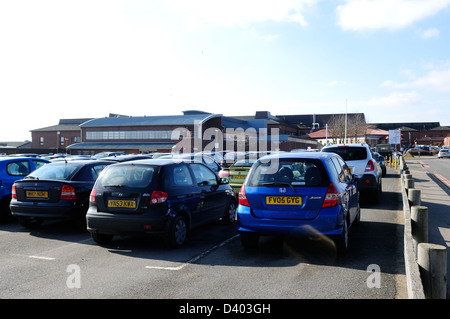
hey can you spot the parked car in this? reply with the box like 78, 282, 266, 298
438, 148, 450, 159
10, 160, 112, 228
86, 158, 237, 248
219, 158, 257, 194
375, 144, 392, 158
0, 157, 49, 221
92, 152, 125, 159
372, 152, 387, 176
102, 154, 154, 162
160, 153, 222, 175
237, 152, 360, 253
322, 143, 382, 202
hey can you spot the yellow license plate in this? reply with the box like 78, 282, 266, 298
26, 191, 48, 198
108, 200, 136, 208
231, 175, 245, 179
266, 196, 302, 205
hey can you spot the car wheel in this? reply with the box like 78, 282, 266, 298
240, 232, 259, 250
17, 216, 43, 229
222, 200, 236, 225
91, 232, 113, 245
166, 215, 187, 249
334, 218, 349, 254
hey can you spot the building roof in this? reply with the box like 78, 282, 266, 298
66, 142, 175, 150
31, 124, 82, 132
80, 112, 222, 128
307, 128, 388, 139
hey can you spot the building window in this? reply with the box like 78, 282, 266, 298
40, 137, 44, 146
85, 130, 180, 140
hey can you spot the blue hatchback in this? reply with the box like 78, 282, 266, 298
0, 156, 49, 221
237, 152, 360, 253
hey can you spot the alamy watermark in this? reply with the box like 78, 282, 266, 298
66, 264, 81, 289
170, 122, 281, 173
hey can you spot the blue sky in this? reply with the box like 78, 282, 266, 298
1, 0, 450, 141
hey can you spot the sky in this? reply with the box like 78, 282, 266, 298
1, 0, 450, 141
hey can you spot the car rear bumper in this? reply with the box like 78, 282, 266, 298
86, 208, 169, 236
10, 199, 82, 219
355, 174, 379, 193
237, 205, 345, 237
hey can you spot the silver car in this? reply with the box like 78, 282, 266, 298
438, 148, 450, 159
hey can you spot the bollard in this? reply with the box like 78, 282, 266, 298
405, 179, 415, 195
408, 189, 421, 207
418, 243, 447, 299
411, 206, 428, 254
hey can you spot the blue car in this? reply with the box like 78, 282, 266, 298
0, 156, 49, 221
237, 152, 360, 253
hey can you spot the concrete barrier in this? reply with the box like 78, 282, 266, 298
400, 157, 447, 299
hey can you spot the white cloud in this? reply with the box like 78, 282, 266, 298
381, 68, 450, 91
165, 0, 319, 28
336, 0, 450, 31
421, 27, 440, 39
366, 91, 421, 108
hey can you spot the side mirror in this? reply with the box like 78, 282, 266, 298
220, 177, 229, 184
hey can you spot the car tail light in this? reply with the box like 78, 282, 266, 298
238, 183, 250, 207
89, 189, 96, 203
150, 191, 168, 204
61, 184, 77, 200
365, 159, 375, 172
12, 183, 17, 199
322, 183, 340, 208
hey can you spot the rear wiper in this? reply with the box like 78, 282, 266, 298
262, 182, 297, 193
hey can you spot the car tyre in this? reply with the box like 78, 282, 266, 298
240, 232, 259, 250
334, 218, 349, 255
17, 216, 43, 229
222, 200, 237, 225
166, 215, 187, 249
91, 233, 113, 245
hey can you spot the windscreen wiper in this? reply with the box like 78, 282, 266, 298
262, 182, 297, 193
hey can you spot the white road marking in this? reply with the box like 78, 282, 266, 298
28, 255, 56, 261
145, 234, 238, 271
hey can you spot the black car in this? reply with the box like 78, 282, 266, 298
10, 160, 112, 228
86, 159, 237, 248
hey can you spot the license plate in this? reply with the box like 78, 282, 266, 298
266, 196, 302, 205
108, 199, 136, 208
26, 190, 48, 198
231, 175, 245, 180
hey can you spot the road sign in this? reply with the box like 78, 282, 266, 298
389, 130, 401, 145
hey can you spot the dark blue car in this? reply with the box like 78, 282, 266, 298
0, 156, 49, 221
237, 152, 360, 253
10, 160, 112, 228
86, 159, 237, 248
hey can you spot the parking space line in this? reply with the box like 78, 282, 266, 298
145, 234, 238, 271
28, 255, 56, 261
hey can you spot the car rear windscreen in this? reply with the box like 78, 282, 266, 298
246, 159, 328, 187
25, 163, 80, 180
99, 165, 157, 189
322, 147, 367, 161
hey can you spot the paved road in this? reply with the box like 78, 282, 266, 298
0, 167, 406, 301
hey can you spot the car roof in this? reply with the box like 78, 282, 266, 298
322, 143, 369, 148
258, 151, 336, 161
44, 160, 111, 166
110, 158, 189, 167
0, 156, 49, 162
